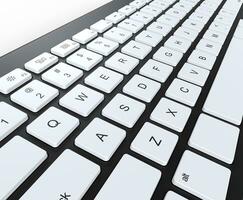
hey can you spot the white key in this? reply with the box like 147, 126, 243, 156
164, 191, 188, 200
118, 19, 144, 33
59, 84, 104, 117
0, 68, 32, 94
214, 14, 235, 26
157, 14, 180, 27
238, 19, 243, 27
196, 39, 222, 56
72, 28, 98, 44
85, 66, 123, 93
118, 5, 136, 16
189, 114, 239, 164
0, 102, 28, 141
87, 37, 119, 56
140, 5, 163, 17
67, 48, 103, 71
121, 40, 152, 59
203, 29, 227, 44
203, 37, 243, 125
166, 78, 201, 107
0, 136, 47, 200
209, 22, 230, 34
105, 52, 139, 75
131, 122, 178, 166
90, 19, 112, 33
130, 11, 154, 25
139, 59, 173, 83
51, 39, 80, 57
130, 0, 146, 9
106, 12, 125, 24
75, 118, 126, 161
182, 19, 204, 32
188, 49, 216, 70
234, 25, 243, 39
150, 0, 170, 10
95, 154, 161, 200
42, 62, 83, 89
11, 80, 59, 112
102, 93, 145, 128
172, 150, 231, 200
27, 107, 79, 147
174, 2, 193, 12
147, 22, 172, 36
123, 74, 161, 102
151, 97, 191, 132
104, 27, 132, 44
25, 52, 58, 74
21, 150, 100, 200
178, 63, 209, 86
189, 12, 210, 24
135, 30, 163, 47
166, 8, 187, 20
165, 36, 191, 53
174, 27, 198, 42
153, 46, 183, 67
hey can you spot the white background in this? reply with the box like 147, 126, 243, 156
0, 0, 111, 57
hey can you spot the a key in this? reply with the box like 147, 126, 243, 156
75, 118, 126, 161
196, 39, 222, 56
72, 28, 98, 44
121, 40, 152, 60
147, 22, 172, 36
188, 49, 216, 70
166, 8, 187, 20
118, 5, 136, 16
130, 0, 146, 9
172, 150, 231, 200
135, 30, 163, 47
25, 52, 58, 74
51, 39, 80, 57
164, 36, 191, 53
150, 97, 191, 132
189, 114, 239, 164
102, 93, 145, 128
166, 78, 201, 107
157, 14, 180, 27
67, 48, 103, 71
105, 12, 125, 24
95, 154, 161, 200
118, 18, 144, 33
182, 19, 204, 32
140, 5, 163, 17
20, 150, 100, 200
104, 27, 132, 44
87, 37, 119, 56
42, 62, 83, 89
0, 68, 32, 94
174, 27, 198, 42
203, 29, 227, 44
105, 52, 139, 75
85, 66, 123, 93
130, 11, 154, 25
139, 59, 173, 83
203, 36, 243, 125
164, 191, 188, 200
0, 102, 28, 141
153, 46, 183, 67
131, 122, 178, 166
59, 84, 104, 117
10, 80, 59, 112
123, 74, 161, 102
0, 136, 47, 200
90, 19, 112, 33
27, 107, 79, 147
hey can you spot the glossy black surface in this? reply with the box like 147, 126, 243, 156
0, 0, 242, 199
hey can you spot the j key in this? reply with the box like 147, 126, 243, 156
21, 150, 100, 200
0, 68, 32, 94
0, 102, 28, 141
0, 136, 47, 200
174, 27, 198, 42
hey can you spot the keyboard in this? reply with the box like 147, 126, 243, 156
0, 0, 242, 199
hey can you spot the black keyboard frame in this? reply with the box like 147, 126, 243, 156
0, 0, 242, 199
